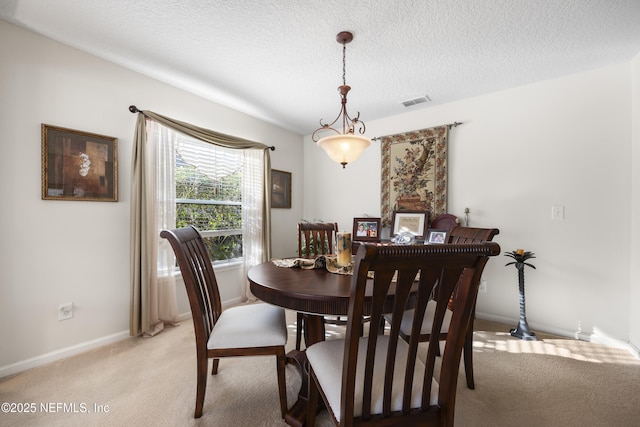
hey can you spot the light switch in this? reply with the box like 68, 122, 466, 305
551, 205, 565, 220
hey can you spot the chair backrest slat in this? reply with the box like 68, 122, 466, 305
160, 226, 222, 347
341, 242, 500, 425
297, 222, 338, 257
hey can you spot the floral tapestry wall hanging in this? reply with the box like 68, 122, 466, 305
380, 125, 448, 227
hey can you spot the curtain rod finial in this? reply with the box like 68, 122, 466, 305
129, 105, 140, 113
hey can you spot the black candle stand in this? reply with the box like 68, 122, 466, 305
505, 250, 537, 341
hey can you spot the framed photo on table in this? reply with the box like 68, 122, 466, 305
41, 124, 118, 201
352, 217, 381, 242
391, 210, 428, 241
426, 229, 448, 244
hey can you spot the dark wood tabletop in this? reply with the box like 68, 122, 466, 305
248, 260, 406, 317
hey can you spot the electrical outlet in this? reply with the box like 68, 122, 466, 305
58, 302, 73, 320
479, 280, 487, 293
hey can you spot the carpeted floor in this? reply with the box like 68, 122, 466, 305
1, 307, 639, 426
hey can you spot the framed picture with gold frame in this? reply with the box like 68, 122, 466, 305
41, 124, 118, 201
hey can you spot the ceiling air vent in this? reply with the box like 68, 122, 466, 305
401, 95, 431, 107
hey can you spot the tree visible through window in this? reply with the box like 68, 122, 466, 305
175, 137, 243, 262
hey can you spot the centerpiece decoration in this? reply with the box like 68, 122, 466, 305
336, 232, 352, 266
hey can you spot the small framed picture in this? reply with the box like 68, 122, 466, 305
426, 229, 448, 244
41, 124, 118, 201
271, 169, 291, 209
391, 210, 428, 240
352, 217, 381, 242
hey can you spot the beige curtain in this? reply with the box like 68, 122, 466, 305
130, 117, 180, 337
130, 109, 273, 336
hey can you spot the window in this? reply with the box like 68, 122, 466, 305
175, 136, 244, 262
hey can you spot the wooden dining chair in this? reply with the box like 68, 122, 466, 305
160, 226, 288, 419
306, 242, 500, 427
296, 222, 338, 350
298, 221, 338, 257
429, 213, 459, 231
395, 226, 499, 389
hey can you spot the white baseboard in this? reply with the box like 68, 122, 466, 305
0, 329, 130, 380
576, 330, 639, 358
475, 311, 638, 359
1, 309, 193, 380
5, 304, 635, 380
629, 342, 640, 359
223, 296, 244, 307
476, 312, 578, 338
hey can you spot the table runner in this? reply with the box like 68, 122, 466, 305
271, 255, 354, 275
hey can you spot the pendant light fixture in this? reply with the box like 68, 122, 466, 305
312, 31, 371, 168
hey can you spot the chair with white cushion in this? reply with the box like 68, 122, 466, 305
394, 226, 499, 390
160, 226, 287, 419
296, 222, 339, 350
306, 241, 500, 427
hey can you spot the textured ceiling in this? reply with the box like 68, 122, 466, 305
2, 0, 640, 135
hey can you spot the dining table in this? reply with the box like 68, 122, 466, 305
247, 258, 413, 427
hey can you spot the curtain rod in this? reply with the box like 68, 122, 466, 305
371, 121, 462, 141
128, 105, 276, 151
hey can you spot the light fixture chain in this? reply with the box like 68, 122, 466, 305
342, 42, 346, 86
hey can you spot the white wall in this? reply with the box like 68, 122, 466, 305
2, 18, 637, 376
631, 51, 640, 354
0, 20, 304, 374
304, 62, 636, 349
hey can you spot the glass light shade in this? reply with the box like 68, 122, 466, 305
317, 134, 372, 167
